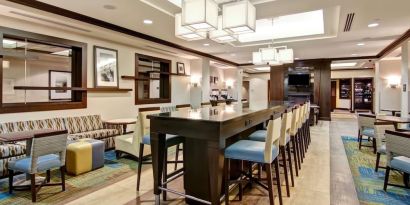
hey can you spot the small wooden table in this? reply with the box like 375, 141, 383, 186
377, 115, 410, 131
105, 118, 137, 134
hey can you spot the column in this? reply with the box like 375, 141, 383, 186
201, 58, 211, 103
401, 42, 409, 118
374, 61, 381, 114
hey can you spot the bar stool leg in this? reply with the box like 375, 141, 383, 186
274, 159, 283, 205
265, 163, 275, 205
375, 153, 381, 172
281, 146, 290, 197
136, 143, 144, 191
291, 136, 299, 176
224, 159, 230, 205
286, 144, 295, 186
163, 149, 168, 201
174, 144, 180, 171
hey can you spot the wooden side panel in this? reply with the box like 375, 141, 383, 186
269, 65, 285, 102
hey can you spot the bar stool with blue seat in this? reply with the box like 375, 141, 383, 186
224, 116, 283, 205
358, 114, 377, 153
136, 107, 184, 201
289, 106, 302, 172
8, 130, 68, 202
383, 130, 410, 190
248, 109, 294, 197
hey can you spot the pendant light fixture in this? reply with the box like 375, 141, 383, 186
182, 0, 219, 31
175, 13, 207, 41
222, 0, 256, 34
209, 16, 237, 43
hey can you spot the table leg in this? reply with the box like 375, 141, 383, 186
150, 132, 166, 204
207, 141, 223, 205
123, 124, 127, 134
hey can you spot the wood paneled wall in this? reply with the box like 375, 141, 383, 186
269, 65, 286, 101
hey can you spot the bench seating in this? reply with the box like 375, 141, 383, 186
0, 115, 122, 177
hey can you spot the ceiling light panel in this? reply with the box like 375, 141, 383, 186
175, 13, 207, 40
238, 9, 325, 43
222, 0, 256, 34
331, 62, 357, 68
182, 0, 218, 31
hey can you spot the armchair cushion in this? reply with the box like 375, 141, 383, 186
0, 143, 26, 159
362, 128, 375, 138
248, 130, 266, 142
65, 115, 103, 134
68, 129, 120, 141
8, 154, 61, 174
390, 156, 410, 173
225, 140, 279, 164
142, 134, 182, 146
377, 144, 386, 154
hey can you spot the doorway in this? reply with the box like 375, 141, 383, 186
331, 80, 337, 111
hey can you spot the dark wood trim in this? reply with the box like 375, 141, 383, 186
358, 113, 376, 118
0, 26, 87, 114
377, 29, 410, 58
170, 73, 191, 77
374, 121, 394, 125
139, 107, 160, 112
34, 130, 68, 138
331, 68, 374, 71
319, 117, 331, 121
385, 130, 410, 139
176, 104, 191, 108
86, 88, 132, 92
238, 63, 254, 66
6, 0, 238, 66
93, 46, 119, 88
14, 86, 86, 91
334, 107, 350, 110
328, 56, 377, 61
201, 102, 211, 106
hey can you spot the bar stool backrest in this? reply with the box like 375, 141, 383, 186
374, 122, 394, 150
280, 111, 292, 146
264, 117, 282, 163
358, 114, 376, 132
304, 103, 309, 121
31, 131, 68, 172
138, 109, 161, 137
290, 106, 300, 136
298, 104, 305, 128
385, 131, 410, 166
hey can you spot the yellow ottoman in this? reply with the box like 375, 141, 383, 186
66, 139, 105, 175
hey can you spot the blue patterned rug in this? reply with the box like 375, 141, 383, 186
342, 136, 410, 205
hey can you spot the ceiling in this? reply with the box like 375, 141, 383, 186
1, 0, 410, 68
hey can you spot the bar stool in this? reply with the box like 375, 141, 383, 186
224, 116, 283, 205
290, 106, 302, 174
248, 110, 294, 197
296, 104, 305, 164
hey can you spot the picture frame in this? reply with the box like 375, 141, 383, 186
3, 78, 15, 95
49, 70, 72, 100
94, 46, 119, 88
177, 62, 185, 75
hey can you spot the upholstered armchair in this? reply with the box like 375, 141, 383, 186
373, 121, 395, 172
357, 114, 377, 153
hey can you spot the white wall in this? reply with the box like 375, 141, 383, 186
249, 78, 268, 109
379, 59, 402, 111
331, 69, 374, 79
0, 15, 193, 123
334, 80, 351, 109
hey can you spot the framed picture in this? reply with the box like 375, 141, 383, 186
3, 78, 15, 95
177, 62, 185, 75
49, 70, 72, 100
94, 46, 119, 88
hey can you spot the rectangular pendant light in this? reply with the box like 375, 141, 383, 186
260, 47, 278, 62
182, 0, 218, 31
252, 52, 263, 65
222, 0, 256, 34
209, 16, 237, 43
278, 48, 294, 64
175, 13, 207, 41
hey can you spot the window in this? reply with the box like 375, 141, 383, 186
135, 54, 171, 104
0, 27, 87, 113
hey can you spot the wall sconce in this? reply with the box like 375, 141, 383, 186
387, 76, 401, 88
226, 79, 234, 89
190, 75, 201, 87
2, 60, 10, 69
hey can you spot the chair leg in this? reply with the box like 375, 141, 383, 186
291, 136, 299, 176
357, 129, 360, 142
286, 145, 295, 187
375, 153, 381, 172
372, 138, 377, 154
238, 161, 243, 201
8, 169, 13, 194
274, 159, 283, 205
248, 162, 254, 189
115, 150, 121, 159
31, 174, 36, 203
383, 166, 390, 191
281, 146, 290, 197
136, 143, 144, 191
163, 149, 168, 201
46, 170, 51, 183
224, 158, 230, 205
404, 173, 409, 188
359, 134, 363, 150
265, 163, 275, 205
60, 166, 66, 191
174, 144, 180, 171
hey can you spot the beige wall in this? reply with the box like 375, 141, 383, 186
379, 59, 401, 111
0, 15, 195, 123
331, 69, 374, 79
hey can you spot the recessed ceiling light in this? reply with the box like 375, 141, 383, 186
203, 43, 210, 46
143, 19, 153, 24
103, 5, 116, 10
357, 43, 365, 46
331, 62, 357, 68
351, 54, 358, 56
368, 23, 379, 28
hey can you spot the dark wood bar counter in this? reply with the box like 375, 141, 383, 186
148, 102, 293, 205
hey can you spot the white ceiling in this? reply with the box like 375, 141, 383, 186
2, 0, 410, 66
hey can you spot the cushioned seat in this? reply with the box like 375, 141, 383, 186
68, 129, 120, 140
8, 154, 60, 173
249, 130, 290, 144
390, 156, 410, 173
225, 140, 279, 164
377, 144, 386, 154
66, 139, 104, 175
362, 127, 375, 138
142, 134, 182, 146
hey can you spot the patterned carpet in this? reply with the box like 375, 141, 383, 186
0, 151, 138, 205
342, 136, 410, 205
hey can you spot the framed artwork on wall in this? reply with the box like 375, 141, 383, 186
94, 46, 119, 88
49, 70, 72, 100
3, 79, 15, 95
177, 62, 185, 75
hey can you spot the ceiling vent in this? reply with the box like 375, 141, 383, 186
343, 13, 355, 32
10, 11, 91, 32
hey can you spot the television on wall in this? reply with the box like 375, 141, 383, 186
288, 74, 310, 86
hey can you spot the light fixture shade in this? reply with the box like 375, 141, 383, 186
222, 0, 256, 34
175, 13, 207, 41
182, 0, 218, 31
260, 47, 278, 62
278, 48, 294, 63
252, 52, 263, 65
209, 16, 237, 43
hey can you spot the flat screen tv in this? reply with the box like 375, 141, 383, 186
288, 74, 310, 86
